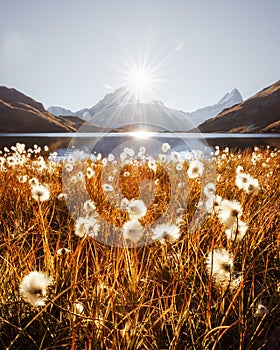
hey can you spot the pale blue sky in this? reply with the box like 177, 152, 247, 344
0, 0, 279, 112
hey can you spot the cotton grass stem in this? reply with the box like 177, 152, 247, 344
38, 202, 54, 274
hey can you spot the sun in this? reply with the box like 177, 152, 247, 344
114, 44, 180, 101
128, 67, 153, 94
125, 64, 156, 100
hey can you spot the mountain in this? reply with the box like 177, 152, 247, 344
48, 87, 242, 128
47, 106, 76, 117
186, 88, 243, 126
197, 80, 280, 133
84, 87, 137, 119
0, 86, 76, 133
48, 87, 138, 120
0, 86, 45, 112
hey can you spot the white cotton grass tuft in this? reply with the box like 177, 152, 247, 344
108, 153, 115, 162
20, 271, 52, 307
124, 147, 134, 157
225, 220, 248, 242
148, 158, 157, 173
197, 196, 215, 214
235, 172, 260, 194
102, 183, 113, 192
213, 195, 223, 214
218, 199, 242, 228
243, 176, 260, 194
67, 154, 75, 163
65, 163, 74, 172
120, 152, 127, 162
176, 162, 184, 171
152, 223, 181, 244
122, 219, 143, 244
127, 199, 147, 219
75, 217, 100, 238
120, 197, 130, 210
57, 192, 67, 201
187, 160, 204, 178
206, 249, 234, 287
171, 151, 180, 163
17, 175, 28, 183
86, 166, 95, 179
31, 184, 50, 202
29, 177, 39, 187
158, 154, 167, 163
236, 165, 244, 174
102, 158, 108, 166
83, 200, 97, 217
162, 143, 171, 153
254, 303, 268, 317
204, 182, 216, 198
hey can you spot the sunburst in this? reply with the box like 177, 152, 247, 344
109, 42, 184, 102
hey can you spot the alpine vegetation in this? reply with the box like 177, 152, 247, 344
19, 271, 52, 307
151, 223, 181, 244
187, 159, 204, 178
235, 168, 260, 194
0, 143, 279, 349
31, 184, 50, 202
218, 199, 243, 228
205, 248, 233, 288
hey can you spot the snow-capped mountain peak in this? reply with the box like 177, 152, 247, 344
48, 86, 243, 127
189, 88, 243, 126
217, 88, 243, 105
47, 106, 76, 116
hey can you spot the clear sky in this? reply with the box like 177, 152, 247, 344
0, 0, 279, 113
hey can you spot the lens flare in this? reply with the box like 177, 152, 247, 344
127, 66, 154, 98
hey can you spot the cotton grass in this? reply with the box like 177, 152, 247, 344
0, 143, 279, 349
20, 271, 52, 307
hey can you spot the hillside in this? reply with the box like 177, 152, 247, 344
197, 80, 280, 133
0, 86, 76, 133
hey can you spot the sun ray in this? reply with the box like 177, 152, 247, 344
110, 40, 185, 103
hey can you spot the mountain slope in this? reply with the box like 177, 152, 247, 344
197, 80, 280, 133
0, 86, 76, 133
188, 88, 243, 125
0, 86, 45, 112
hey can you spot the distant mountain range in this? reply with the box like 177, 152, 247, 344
47, 86, 243, 127
0, 81, 279, 133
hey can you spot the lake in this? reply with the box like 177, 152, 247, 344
0, 132, 280, 155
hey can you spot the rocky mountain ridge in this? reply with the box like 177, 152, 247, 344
0, 86, 78, 133
197, 80, 280, 133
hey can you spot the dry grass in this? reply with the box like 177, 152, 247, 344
0, 144, 279, 350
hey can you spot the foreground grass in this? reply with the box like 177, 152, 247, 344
0, 144, 279, 349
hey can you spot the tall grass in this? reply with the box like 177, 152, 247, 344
0, 144, 279, 349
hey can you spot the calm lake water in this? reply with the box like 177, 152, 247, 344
0, 132, 280, 154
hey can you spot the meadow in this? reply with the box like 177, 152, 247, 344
0, 142, 279, 350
